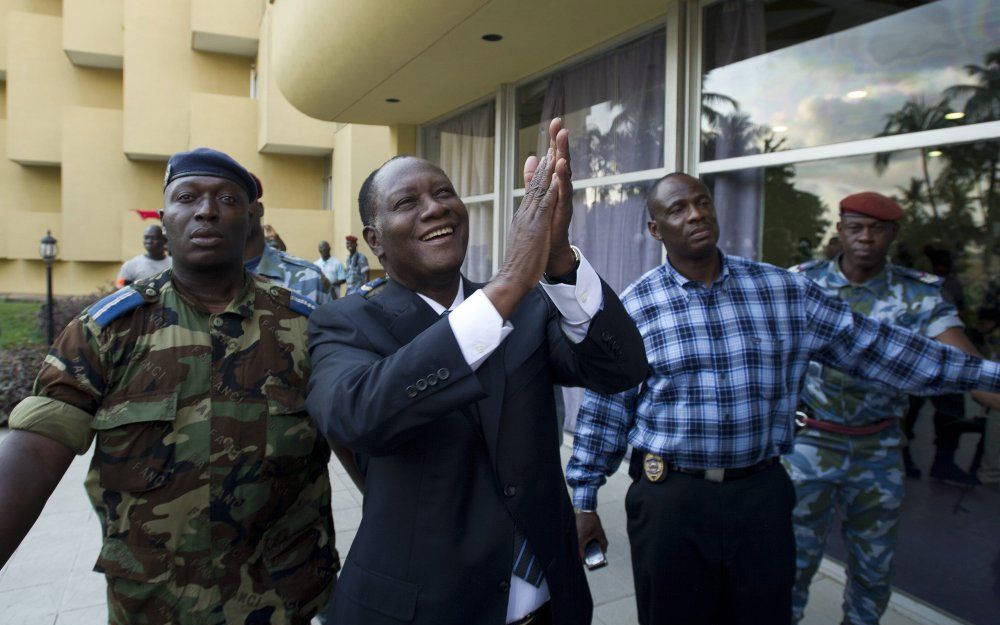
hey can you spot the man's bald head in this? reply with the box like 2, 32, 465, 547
358, 155, 447, 229
646, 173, 710, 218
143, 224, 167, 258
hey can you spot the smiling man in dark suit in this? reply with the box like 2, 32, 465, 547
305, 119, 647, 625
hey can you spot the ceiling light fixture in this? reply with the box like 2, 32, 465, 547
944, 111, 965, 120
928, 150, 943, 157
482, 34, 503, 42
385, 98, 400, 103
772, 125, 788, 132
846, 90, 868, 99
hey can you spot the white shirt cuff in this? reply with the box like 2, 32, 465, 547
539, 252, 603, 343
447, 289, 514, 370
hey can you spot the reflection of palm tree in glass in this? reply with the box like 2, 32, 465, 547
874, 98, 951, 221
701, 88, 740, 157
945, 50, 1000, 124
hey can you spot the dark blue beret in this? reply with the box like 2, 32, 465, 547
163, 147, 260, 201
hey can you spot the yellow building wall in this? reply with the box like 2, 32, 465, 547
0, 259, 120, 297
0, 115, 62, 262
331, 124, 397, 270
63, 0, 123, 69
257, 6, 337, 156
6, 11, 122, 166
0, 0, 60, 79
189, 92, 327, 210
123, 0, 253, 160
61, 106, 164, 263
0, 0, 394, 296
190, 0, 262, 57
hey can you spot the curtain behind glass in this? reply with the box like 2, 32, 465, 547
533, 31, 666, 434
429, 102, 495, 282
535, 30, 665, 294
702, 1, 766, 259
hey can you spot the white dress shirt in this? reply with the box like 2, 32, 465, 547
416, 253, 603, 623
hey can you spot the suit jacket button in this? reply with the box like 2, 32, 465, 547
426, 373, 438, 386
437, 367, 450, 380
503, 485, 517, 497
499, 580, 510, 592
405, 385, 418, 398
415, 379, 428, 391
601, 330, 613, 341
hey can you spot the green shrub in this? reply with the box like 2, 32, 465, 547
0, 345, 48, 423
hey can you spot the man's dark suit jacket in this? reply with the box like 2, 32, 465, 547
306, 277, 647, 625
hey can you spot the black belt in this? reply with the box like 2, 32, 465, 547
630, 453, 778, 483
508, 601, 551, 625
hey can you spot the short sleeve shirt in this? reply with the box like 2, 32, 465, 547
117, 254, 172, 284
8, 271, 335, 625
794, 258, 963, 430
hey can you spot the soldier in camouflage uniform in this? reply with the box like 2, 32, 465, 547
785, 192, 1000, 625
244, 173, 332, 305
0, 148, 336, 625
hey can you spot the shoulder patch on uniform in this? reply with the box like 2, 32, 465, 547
894, 265, 943, 286
361, 277, 388, 299
789, 259, 824, 274
89, 287, 147, 328
288, 291, 318, 316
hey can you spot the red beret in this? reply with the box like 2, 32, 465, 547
839, 192, 902, 221
249, 173, 263, 200
346, 235, 358, 243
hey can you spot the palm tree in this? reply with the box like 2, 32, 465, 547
873, 97, 952, 221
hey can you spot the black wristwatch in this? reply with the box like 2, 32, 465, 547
543, 246, 581, 285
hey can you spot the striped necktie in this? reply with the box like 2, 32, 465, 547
512, 531, 544, 586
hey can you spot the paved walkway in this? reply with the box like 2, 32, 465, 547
0, 428, 969, 625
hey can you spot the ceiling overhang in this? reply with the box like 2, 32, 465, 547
271, 0, 669, 125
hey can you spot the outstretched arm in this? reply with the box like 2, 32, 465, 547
935, 327, 1000, 411
0, 431, 74, 567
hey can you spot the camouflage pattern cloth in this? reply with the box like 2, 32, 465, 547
344, 251, 369, 295
8, 270, 335, 625
784, 258, 963, 625
254, 243, 332, 306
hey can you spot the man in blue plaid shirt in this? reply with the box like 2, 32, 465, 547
566, 173, 1000, 625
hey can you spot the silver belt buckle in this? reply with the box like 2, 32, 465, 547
704, 468, 725, 483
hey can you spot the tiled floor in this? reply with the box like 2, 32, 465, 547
0, 428, 970, 625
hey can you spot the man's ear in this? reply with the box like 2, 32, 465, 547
363, 225, 384, 260
647, 220, 662, 242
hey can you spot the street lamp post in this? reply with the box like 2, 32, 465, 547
39, 230, 58, 345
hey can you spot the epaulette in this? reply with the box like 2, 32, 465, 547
894, 265, 944, 286
89, 287, 148, 328
360, 276, 388, 299
788, 259, 825, 274
288, 291, 318, 316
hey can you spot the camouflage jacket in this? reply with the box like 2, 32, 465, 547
254, 243, 332, 306
8, 270, 335, 625
791, 258, 963, 438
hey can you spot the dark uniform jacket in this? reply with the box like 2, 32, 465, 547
306, 277, 647, 625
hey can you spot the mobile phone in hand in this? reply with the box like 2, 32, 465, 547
584, 541, 607, 570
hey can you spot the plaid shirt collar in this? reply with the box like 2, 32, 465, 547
662, 250, 732, 299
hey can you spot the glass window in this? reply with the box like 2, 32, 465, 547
421, 101, 496, 282
421, 100, 495, 197
463, 200, 493, 283
516, 30, 666, 181
705, 138, 998, 317
701, 0, 1000, 160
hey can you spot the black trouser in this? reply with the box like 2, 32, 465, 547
904, 394, 969, 452
625, 459, 796, 625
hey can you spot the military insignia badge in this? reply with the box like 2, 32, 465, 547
643, 453, 666, 482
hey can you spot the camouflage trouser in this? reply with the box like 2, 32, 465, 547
979, 411, 1000, 484
782, 433, 904, 625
